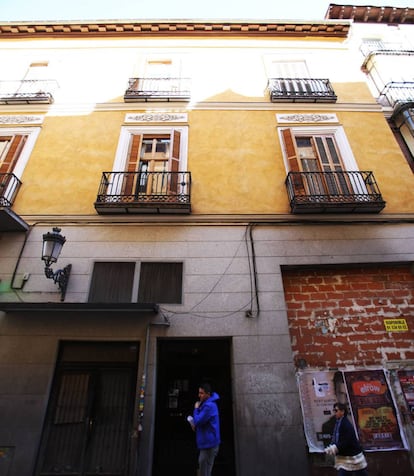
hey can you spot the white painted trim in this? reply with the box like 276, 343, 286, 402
113, 125, 189, 171
125, 112, 188, 123
0, 126, 41, 178
276, 113, 339, 124
0, 115, 44, 125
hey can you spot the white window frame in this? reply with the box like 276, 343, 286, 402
113, 125, 188, 171
109, 125, 188, 196
263, 55, 310, 78
0, 127, 41, 203
0, 126, 41, 178
278, 125, 358, 173
278, 125, 371, 195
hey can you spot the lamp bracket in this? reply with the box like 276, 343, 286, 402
44, 264, 72, 301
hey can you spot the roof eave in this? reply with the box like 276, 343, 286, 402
0, 20, 351, 39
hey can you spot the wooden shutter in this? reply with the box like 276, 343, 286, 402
281, 128, 305, 194
138, 262, 183, 304
122, 134, 142, 196
169, 130, 181, 193
88, 262, 135, 302
0, 135, 28, 174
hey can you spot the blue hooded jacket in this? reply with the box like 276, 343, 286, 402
193, 392, 221, 449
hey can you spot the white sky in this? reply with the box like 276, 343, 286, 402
0, 0, 412, 22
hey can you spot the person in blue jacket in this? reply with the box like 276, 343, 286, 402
192, 382, 221, 476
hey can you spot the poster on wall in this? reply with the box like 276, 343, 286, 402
344, 369, 406, 451
397, 370, 414, 424
297, 370, 350, 452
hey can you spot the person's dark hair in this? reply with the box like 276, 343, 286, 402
334, 402, 348, 416
199, 382, 212, 394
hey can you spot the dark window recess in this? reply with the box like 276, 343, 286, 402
88, 262, 135, 302
138, 262, 182, 304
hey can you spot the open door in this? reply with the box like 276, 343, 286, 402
153, 339, 235, 476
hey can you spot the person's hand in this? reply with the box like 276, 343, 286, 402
194, 401, 200, 409
324, 444, 338, 456
186, 415, 195, 431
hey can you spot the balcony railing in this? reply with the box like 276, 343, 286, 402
124, 77, 191, 102
0, 80, 58, 104
378, 81, 414, 108
285, 171, 385, 214
360, 41, 414, 57
94, 171, 191, 214
267, 78, 337, 103
360, 44, 414, 72
0, 173, 22, 207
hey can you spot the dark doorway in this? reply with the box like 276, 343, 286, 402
152, 339, 235, 476
35, 341, 139, 476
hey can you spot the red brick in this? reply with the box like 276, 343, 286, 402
283, 264, 414, 368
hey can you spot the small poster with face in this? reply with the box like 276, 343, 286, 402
297, 370, 350, 452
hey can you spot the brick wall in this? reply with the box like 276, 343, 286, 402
282, 264, 414, 368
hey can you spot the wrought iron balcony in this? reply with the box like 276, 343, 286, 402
0, 173, 27, 231
124, 77, 191, 102
378, 81, 414, 108
360, 41, 414, 57
94, 171, 191, 214
0, 173, 22, 207
267, 78, 337, 103
285, 171, 385, 214
0, 79, 57, 104
360, 42, 414, 71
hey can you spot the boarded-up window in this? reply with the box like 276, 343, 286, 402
138, 262, 183, 304
88, 262, 135, 302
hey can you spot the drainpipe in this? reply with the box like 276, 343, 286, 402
247, 223, 260, 318
136, 316, 170, 476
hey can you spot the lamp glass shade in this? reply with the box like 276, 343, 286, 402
42, 228, 66, 267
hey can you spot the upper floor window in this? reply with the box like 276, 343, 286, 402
264, 57, 336, 103
114, 125, 188, 194
0, 127, 41, 207
266, 59, 310, 79
124, 55, 190, 102
279, 126, 385, 213
361, 37, 414, 102
0, 61, 57, 105
94, 124, 191, 215
279, 126, 358, 174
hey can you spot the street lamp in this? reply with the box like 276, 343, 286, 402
41, 227, 71, 301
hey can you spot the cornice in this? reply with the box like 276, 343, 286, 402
0, 20, 350, 39
20, 213, 414, 227
0, 101, 383, 116
326, 4, 414, 24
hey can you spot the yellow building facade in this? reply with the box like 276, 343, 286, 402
0, 8, 414, 476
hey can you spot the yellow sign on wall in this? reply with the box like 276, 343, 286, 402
384, 318, 408, 332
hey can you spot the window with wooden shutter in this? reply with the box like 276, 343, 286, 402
282, 127, 351, 196
0, 135, 28, 174
88, 262, 135, 302
0, 133, 31, 207
121, 129, 183, 196
281, 128, 306, 195
98, 125, 190, 214
138, 262, 183, 304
